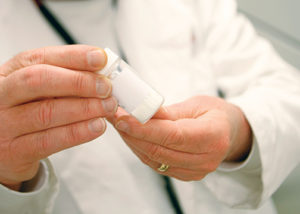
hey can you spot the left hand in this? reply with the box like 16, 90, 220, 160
111, 95, 252, 181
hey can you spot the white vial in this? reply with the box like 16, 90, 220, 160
97, 48, 164, 124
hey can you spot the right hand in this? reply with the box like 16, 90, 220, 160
0, 45, 118, 191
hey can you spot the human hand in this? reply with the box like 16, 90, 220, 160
111, 96, 252, 181
0, 45, 118, 190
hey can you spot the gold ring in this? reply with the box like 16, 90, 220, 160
157, 163, 169, 172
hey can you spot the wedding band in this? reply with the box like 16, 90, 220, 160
157, 163, 169, 172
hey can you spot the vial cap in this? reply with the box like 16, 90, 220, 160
98, 48, 119, 76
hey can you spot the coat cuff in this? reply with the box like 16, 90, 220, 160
0, 159, 59, 214
202, 95, 266, 209
218, 138, 260, 173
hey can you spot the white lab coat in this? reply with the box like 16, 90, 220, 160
1, 0, 300, 213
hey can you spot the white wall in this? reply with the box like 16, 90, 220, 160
236, 0, 300, 213
237, 0, 300, 69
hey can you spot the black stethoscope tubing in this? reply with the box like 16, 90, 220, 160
32, 1, 184, 213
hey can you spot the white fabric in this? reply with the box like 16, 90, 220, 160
0, 160, 58, 214
1, 0, 300, 213
218, 138, 259, 173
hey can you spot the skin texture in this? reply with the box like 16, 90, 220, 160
110, 96, 252, 181
0, 44, 252, 191
0, 45, 118, 191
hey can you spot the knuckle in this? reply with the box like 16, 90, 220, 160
21, 65, 49, 90
0, 76, 6, 94
18, 48, 46, 66
72, 72, 87, 93
148, 145, 162, 161
7, 139, 25, 161
37, 99, 54, 128
65, 125, 79, 145
81, 99, 96, 116
0, 81, 11, 107
4, 140, 17, 162
35, 131, 51, 158
0, 111, 13, 140
20, 68, 39, 89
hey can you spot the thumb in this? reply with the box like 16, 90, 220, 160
152, 105, 183, 121
152, 106, 173, 120
153, 96, 207, 120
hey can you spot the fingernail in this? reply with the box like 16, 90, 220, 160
102, 97, 118, 113
88, 118, 106, 133
87, 49, 107, 68
116, 121, 129, 133
96, 78, 111, 98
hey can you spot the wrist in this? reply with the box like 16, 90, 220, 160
225, 104, 253, 162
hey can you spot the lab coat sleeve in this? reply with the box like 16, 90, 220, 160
0, 159, 59, 214
200, 0, 300, 209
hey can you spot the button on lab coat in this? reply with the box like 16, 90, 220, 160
0, 0, 300, 213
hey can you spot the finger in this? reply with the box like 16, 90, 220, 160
131, 148, 205, 181
10, 117, 106, 162
0, 64, 112, 106
106, 107, 129, 125
1, 97, 117, 138
120, 132, 206, 170
115, 116, 212, 153
0, 45, 107, 76
153, 96, 216, 120
152, 106, 175, 120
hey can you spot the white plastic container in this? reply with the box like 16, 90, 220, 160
97, 48, 164, 124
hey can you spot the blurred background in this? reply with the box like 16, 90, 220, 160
236, 0, 300, 213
